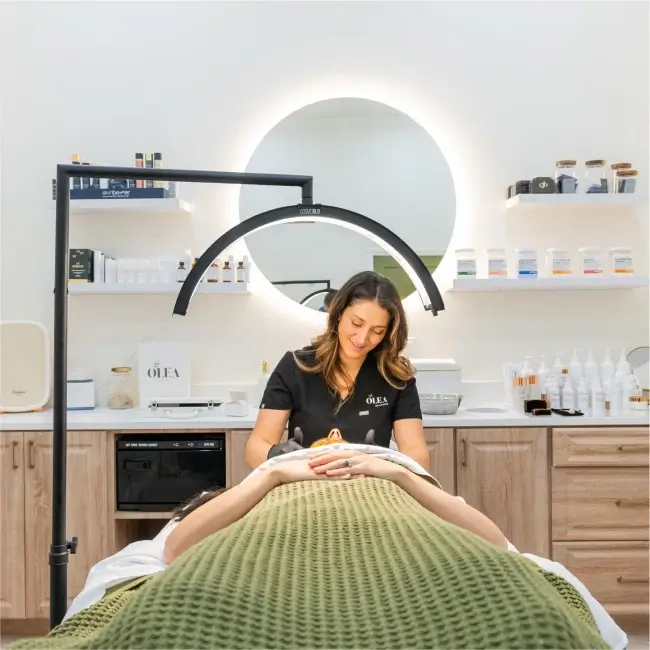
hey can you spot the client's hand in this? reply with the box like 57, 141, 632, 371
271, 459, 334, 485
309, 452, 404, 482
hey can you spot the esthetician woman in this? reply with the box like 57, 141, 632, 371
245, 271, 430, 470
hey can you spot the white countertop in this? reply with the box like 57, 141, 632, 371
1, 406, 648, 431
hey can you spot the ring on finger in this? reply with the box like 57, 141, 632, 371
343, 459, 353, 468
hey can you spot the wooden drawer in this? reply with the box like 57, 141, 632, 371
552, 541, 649, 620
552, 467, 649, 541
553, 427, 650, 467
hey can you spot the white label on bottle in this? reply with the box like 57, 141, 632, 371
613, 254, 633, 273
457, 259, 476, 277
582, 256, 603, 275
551, 257, 572, 275
517, 258, 537, 277
488, 259, 507, 276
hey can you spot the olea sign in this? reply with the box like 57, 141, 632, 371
137, 342, 190, 402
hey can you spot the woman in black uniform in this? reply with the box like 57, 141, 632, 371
245, 271, 429, 469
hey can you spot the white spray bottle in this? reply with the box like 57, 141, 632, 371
616, 349, 631, 377
577, 378, 590, 413
538, 355, 550, 399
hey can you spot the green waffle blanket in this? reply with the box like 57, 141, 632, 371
12, 478, 608, 649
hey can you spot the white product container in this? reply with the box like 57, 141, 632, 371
67, 368, 95, 410
486, 248, 508, 277
455, 249, 476, 278
578, 247, 604, 275
609, 247, 634, 274
546, 248, 572, 276
411, 359, 462, 396
515, 248, 538, 278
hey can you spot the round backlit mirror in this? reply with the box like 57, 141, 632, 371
240, 98, 456, 309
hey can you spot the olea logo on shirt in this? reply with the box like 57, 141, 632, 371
366, 393, 389, 407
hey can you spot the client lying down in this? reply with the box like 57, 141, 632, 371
12, 442, 610, 650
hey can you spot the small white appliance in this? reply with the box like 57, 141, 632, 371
144, 396, 223, 419
67, 368, 95, 410
0, 320, 51, 413
411, 358, 462, 396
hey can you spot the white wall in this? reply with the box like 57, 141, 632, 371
239, 105, 455, 298
0, 1, 647, 394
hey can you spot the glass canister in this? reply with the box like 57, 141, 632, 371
584, 160, 608, 193
486, 248, 508, 277
609, 163, 631, 192
555, 160, 578, 194
613, 169, 638, 194
578, 247, 604, 275
455, 248, 477, 278
107, 366, 136, 409
546, 248, 573, 276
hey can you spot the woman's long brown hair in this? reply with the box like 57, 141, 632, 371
294, 271, 414, 407
172, 487, 228, 521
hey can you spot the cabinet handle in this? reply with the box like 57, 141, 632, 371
614, 499, 649, 508
617, 576, 648, 584
11, 441, 18, 469
459, 438, 467, 466
28, 440, 35, 469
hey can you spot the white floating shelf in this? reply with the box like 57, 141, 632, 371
506, 193, 638, 210
68, 282, 249, 295
451, 276, 648, 292
69, 198, 193, 215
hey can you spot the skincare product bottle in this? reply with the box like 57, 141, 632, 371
177, 261, 188, 283
71, 153, 82, 190
236, 260, 246, 283
577, 378, 590, 413
622, 374, 641, 409
562, 379, 575, 410
584, 349, 599, 385
552, 353, 565, 387
82, 162, 91, 189
512, 376, 527, 412
207, 260, 220, 283
548, 379, 561, 409
257, 360, 271, 406
222, 260, 233, 283
243, 255, 251, 283
145, 153, 154, 188
153, 152, 164, 189
610, 378, 623, 414
616, 348, 631, 376
568, 349, 583, 392
520, 357, 536, 399
591, 381, 605, 417
537, 356, 550, 395
601, 348, 615, 384
135, 153, 144, 188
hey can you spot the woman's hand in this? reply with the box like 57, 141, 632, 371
270, 459, 334, 485
308, 451, 405, 482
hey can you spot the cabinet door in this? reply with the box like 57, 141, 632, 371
456, 428, 549, 555
24, 431, 108, 618
423, 428, 455, 493
227, 430, 252, 487
0, 433, 26, 618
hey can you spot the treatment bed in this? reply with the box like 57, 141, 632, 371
11, 445, 629, 650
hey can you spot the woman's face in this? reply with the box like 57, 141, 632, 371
337, 299, 390, 361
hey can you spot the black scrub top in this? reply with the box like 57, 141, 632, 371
260, 349, 422, 448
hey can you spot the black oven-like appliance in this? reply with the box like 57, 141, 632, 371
116, 433, 226, 511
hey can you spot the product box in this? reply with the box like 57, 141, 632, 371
137, 342, 190, 404
69, 249, 94, 282
52, 182, 172, 201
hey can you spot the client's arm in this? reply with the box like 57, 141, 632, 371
163, 469, 279, 564
392, 467, 508, 549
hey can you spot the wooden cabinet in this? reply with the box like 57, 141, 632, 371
551, 427, 650, 631
0, 431, 108, 620
0, 434, 26, 619
423, 428, 455, 492
456, 428, 549, 556
227, 430, 252, 487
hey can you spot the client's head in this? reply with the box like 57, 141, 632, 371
310, 428, 345, 448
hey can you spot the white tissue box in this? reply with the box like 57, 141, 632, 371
224, 401, 249, 417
